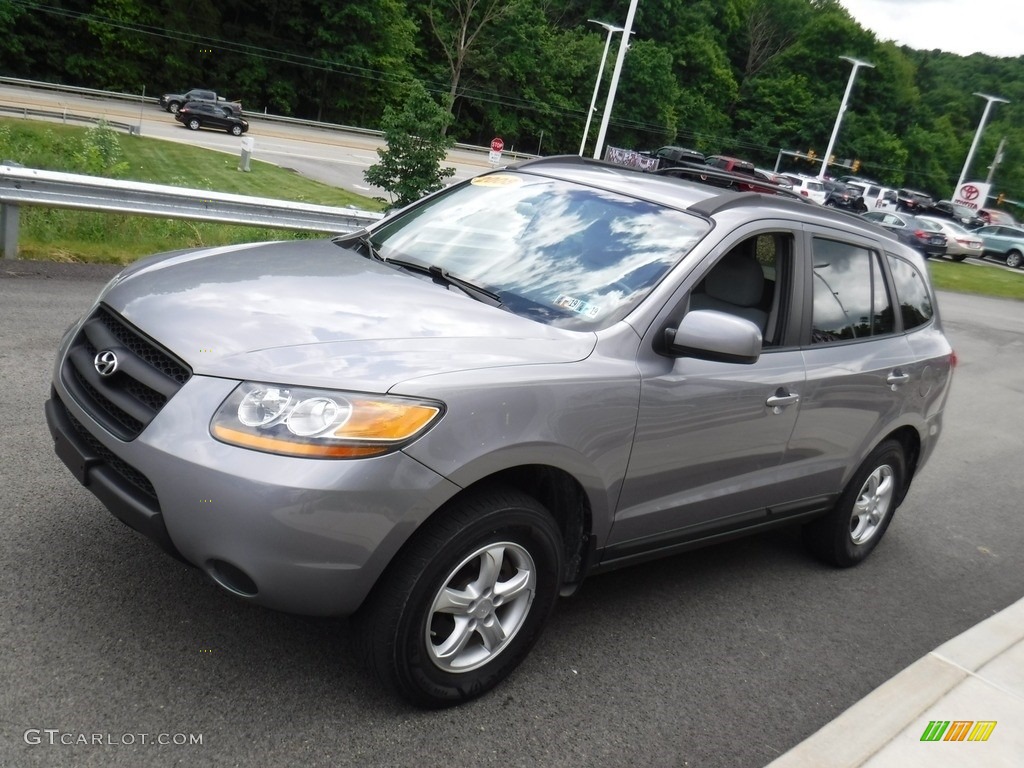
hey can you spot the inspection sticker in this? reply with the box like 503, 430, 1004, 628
554, 294, 601, 318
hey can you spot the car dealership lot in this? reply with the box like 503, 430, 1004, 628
1, 262, 1022, 767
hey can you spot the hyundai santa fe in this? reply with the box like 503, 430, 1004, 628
45, 156, 954, 708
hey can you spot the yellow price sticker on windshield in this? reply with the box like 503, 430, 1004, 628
471, 174, 523, 188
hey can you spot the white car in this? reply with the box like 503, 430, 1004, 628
916, 215, 983, 262
782, 174, 827, 205
847, 182, 899, 213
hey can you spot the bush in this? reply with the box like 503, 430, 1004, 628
364, 82, 456, 208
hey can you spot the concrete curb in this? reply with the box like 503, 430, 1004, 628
765, 595, 1024, 767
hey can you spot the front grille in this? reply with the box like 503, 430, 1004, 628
61, 305, 192, 441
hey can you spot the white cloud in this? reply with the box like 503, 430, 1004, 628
838, 0, 1024, 57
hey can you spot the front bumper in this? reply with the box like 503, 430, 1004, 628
46, 375, 460, 616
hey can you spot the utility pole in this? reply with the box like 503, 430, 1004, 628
985, 136, 1007, 185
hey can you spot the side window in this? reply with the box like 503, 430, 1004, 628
688, 233, 792, 347
811, 239, 894, 343
885, 253, 933, 330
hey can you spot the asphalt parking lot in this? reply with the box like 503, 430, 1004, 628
1, 260, 1022, 768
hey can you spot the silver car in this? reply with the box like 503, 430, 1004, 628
46, 156, 954, 707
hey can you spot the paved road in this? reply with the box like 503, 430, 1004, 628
1, 260, 1022, 767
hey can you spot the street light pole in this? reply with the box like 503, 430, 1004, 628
592, 0, 640, 161
818, 56, 873, 179
955, 93, 1009, 195
579, 20, 625, 157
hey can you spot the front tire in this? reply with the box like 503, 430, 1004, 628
354, 486, 563, 708
803, 440, 905, 567
167, 101, 181, 114
229, 124, 243, 136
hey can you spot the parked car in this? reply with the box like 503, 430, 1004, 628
974, 224, 1024, 268
930, 200, 985, 229
861, 210, 947, 258
976, 208, 1017, 227
704, 154, 756, 175
657, 164, 801, 197
838, 175, 881, 187
896, 188, 935, 213
175, 102, 249, 135
847, 182, 898, 213
822, 179, 867, 211
916, 215, 983, 262
45, 155, 954, 708
755, 168, 794, 189
783, 174, 828, 205
647, 146, 705, 169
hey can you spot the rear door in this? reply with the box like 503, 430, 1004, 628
784, 228, 913, 499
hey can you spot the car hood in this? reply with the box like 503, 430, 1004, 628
99, 239, 596, 392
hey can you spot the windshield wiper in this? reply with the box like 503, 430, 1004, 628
334, 230, 383, 261
387, 258, 504, 308
336, 233, 502, 308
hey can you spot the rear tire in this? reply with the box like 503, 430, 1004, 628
951, 254, 967, 262
803, 440, 905, 567
187, 118, 201, 131
1006, 250, 1023, 269
353, 486, 563, 708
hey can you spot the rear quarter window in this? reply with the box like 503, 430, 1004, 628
885, 253, 933, 330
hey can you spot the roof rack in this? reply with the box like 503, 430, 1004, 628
509, 154, 623, 170
655, 164, 809, 202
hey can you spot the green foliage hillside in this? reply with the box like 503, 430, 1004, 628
3, 0, 1022, 208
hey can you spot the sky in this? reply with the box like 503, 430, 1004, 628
837, 0, 1024, 57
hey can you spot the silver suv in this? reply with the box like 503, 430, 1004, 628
45, 156, 954, 707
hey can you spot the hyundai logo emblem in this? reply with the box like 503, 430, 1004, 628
93, 350, 119, 377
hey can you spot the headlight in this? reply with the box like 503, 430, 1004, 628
210, 382, 443, 459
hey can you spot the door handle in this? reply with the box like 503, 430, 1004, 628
887, 371, 910, 389
766, 390, 800, 413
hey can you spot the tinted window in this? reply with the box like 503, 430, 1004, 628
811, 239, 894, 343
886, 254, 933, 330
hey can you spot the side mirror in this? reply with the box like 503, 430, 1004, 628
665, 310, 762, 364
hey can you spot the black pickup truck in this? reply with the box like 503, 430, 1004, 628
159, 89, 242, 116
646, 146, 706, 168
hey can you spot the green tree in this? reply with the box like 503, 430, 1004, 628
603, 40, 681, 151
424, 0, 523, 129
364, 82, 456, 208
302, 0, 418, 125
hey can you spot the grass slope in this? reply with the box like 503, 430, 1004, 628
0, 118, 382, 264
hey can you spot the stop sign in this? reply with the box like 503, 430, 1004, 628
490, 137, 504, 153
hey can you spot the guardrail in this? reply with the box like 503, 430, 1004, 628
0, 164, 384, 259
0, 103, 137, 133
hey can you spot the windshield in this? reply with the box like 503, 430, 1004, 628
367, 172, 709, 329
